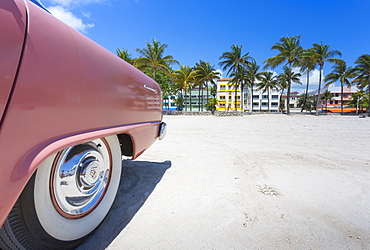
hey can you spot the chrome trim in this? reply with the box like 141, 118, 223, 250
144, 84, 157, 93
51, 139, 111, 218
158, 122, 167, 140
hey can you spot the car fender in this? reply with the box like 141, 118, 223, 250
0, 0, 163, 227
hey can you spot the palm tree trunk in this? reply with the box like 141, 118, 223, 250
301, 71, 310, 112
286, 64, 292, 115
279, 90, 284, 112
287, 79, 291, 115
327, 99, 329, 111
198, 86, 201, 111
251, 84, 254, 113
206, 83, 209, 111
341, 83, 344, 114
201, 84, 204, 111
268, 88, 270, 112
152, 67, 156, 82
315, 66, 323, 115
189, 88, 192, 111
240, 82, 244, 112
235, 81, 238, 111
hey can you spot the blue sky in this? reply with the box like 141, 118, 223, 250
41, 0, 370, 93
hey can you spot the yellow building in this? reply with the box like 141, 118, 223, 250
216, 78, 242, 111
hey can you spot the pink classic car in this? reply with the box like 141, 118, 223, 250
0, 0, 166, 248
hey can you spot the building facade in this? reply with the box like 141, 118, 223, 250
244, 86, 281, 112
216, 78, 242, 111
183, 87, 212, 111
281, 91, 301, 110
216, 78, 281, 112
162, 95, 177, 111
317, 85, 360, 112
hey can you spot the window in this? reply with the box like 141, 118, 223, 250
262, 102, 268, 106
271, 102, 278, 107
253, 95, 259, 99
335, 101, 339, 104
236, 96, 241, 100
272, 95, 278, 100
343, 93, 348, 97
262, 95, 268, 99
253, 102, 259, 107
334, 93, 340, 97
220, 96, 226, 100
219, 103, 226, 108
220, 85, 226, 90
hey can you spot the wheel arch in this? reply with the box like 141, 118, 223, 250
117, 133, 134, 157
0, 121, 160, 227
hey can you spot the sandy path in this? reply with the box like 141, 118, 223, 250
78, 115, 370, 249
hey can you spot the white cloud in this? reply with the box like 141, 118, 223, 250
267, 70, 278, 76
48, 5, 94, 33
49, 0, 106, 7
294, 68, 322, 94
216, 69, 223, 78
81, 11, 92, 18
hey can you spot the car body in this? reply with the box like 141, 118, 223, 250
0, 0, 166, 248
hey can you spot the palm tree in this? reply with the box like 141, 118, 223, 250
173, 96, 184, 111
229, 65, 250, 112
263, 36, 303, 115
277, 76, 288, 112
219, 44, 254, 111
256, 72, 278, 111
298, 94, 316, 112
245, 61, 261, 112
320, 90, 334, 112
155, 70, 176, 111
206, 98, 219, 114
194, 61, 221, 111
172, 65, 197, 111
277, 66, 302, 112
354, 54, 370, 114
347, 89, 368, 114
135, 39, 179, 82
116, 48, 135, 65
306, 43, 341, 115
324, 59, 356, 114
298, 48, 316, 112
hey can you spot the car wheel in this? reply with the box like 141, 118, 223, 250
0, 135, 122, 249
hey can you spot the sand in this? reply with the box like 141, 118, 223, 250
78, 114, 370, 249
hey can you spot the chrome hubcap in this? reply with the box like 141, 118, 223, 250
51, 139, 112, 218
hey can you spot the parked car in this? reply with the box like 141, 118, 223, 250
0, 0, 166, 249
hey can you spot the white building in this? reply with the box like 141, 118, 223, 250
243, 86, 281, 112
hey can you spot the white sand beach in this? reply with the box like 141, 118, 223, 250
78, 114, 370, 249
